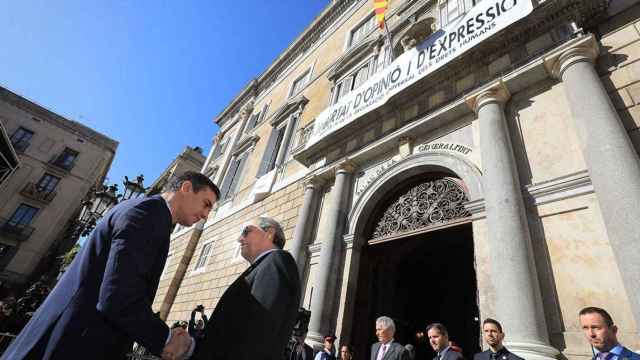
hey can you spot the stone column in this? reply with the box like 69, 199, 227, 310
307, 161, 355, 344
466, 82, 559, 360
289, 177, 323, 279
546, 34, 640, 324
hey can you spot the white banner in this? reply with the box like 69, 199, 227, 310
307, 0, 534, 148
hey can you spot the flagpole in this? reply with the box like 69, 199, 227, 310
383, 17, 394, 63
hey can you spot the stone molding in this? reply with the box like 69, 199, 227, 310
464, 198, 486, 216
465, 80, 511, 114
336, 159, 358, 174
308, 242, 322, 255
543, 33, 600, 79
347, 151, 484, 238
302, 175, 326, 190
525, 170, 593, 206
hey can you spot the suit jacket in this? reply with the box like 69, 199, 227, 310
291, 343, 314, 360
192, 249, 301, 360
435, 348, 465, 360
619, 347, 640, 360
371, 341, 410, 360
473, 348, 523, 360
2, 195, 172, 360
592, 347, 640, 360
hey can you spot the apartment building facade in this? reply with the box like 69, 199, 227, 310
0, 87, 117, 287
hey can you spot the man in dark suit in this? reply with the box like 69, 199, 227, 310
427, 323, 464, 360
189, 216, 301, 360
473, 319, 523, 360
2, 171, 219, 360
579, 306, 640, 360
370, 316, 410, 360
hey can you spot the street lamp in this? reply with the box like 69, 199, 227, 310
122, 175, 146, 201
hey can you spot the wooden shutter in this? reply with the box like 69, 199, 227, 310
259, 103, 269, 123
219, 158, 240, 200
257, 128, 280, 177
246, 113, 259, 131
228, 154, 248, 196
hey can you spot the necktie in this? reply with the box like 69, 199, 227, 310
490, 353, 498, 360
376, 344, 387, 360
597, 352, 610, 360
437, 353, 442, 360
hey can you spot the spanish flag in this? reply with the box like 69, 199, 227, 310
374, 0, 388, 29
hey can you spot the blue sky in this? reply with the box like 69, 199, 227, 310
0, 0, 328, 189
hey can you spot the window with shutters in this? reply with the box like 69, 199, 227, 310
256, 125, 286, 179
439, 0, 464, 26
348, 13, 376, 48
212, 137, 227, 160
219, 150, 250, 201
331, 58, 374, 105
193, 242, 214, 273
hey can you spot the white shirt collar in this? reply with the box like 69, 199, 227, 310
252, 248, 278, 264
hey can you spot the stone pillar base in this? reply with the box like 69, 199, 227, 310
507, 341, 560, 360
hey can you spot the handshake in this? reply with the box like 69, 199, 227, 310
162, 327, 194, 360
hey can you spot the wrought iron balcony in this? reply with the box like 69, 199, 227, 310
0, 217, 35, 242
20, 182, 57, 204
11, 139, 30, 153
48, 156, 75, 172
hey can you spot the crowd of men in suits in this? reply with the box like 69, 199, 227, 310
365, 309, 640, 360
0, 171, 638, 360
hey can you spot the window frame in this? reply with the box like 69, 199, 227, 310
289, 70, 310, 98
348, 13, 377, 49
192, 241, 215, 273
36, 173, 61, 193
8, 204, 39, 227
10, 127, 34, 152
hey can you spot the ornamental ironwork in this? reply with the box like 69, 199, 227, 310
371, 177, 471, 239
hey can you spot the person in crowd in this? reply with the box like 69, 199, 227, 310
472, 318, 523, 360
404, 344, 416, 360
188, 304, 208, 340
1, 171, 219, 360
289, 330, 314, 360
188, 216, 301, 359
371, 316, 410, 360
579, 306, 640, 360
315, 335, 336, 360
338, 344, 354, 360
426, 323, 464, 360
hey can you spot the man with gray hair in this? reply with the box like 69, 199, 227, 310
371, 316, 410, 360
187, 216, 301, 360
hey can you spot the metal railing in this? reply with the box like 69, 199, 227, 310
0, 333, 16, 355
20, 182, 57, 204
0, 218, 35, 242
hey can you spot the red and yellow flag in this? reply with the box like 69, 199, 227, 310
373, 0, 388, 29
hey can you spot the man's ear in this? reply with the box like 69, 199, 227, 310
180, 180, 193, 193
611, 324, 618, 335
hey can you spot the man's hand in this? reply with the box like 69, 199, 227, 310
162, 328, 192, 360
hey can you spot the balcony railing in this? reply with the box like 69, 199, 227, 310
0, 218, 35, 242
20, 182, 57, 204
48, 157, 75, 172
11, 139, 30, 153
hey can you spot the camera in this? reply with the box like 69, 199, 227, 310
291, 308, 311, 337
195, 304, 205, 312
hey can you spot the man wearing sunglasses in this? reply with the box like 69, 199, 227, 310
189, 216, 301, 360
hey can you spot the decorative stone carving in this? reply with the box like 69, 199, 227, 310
372, 177, 470, 239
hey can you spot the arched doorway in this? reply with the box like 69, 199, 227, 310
350, 172, 480, 360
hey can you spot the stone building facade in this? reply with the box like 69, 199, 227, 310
146, 146, 206, 196
0, 86, 117, 286
153, 1, 640, 359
